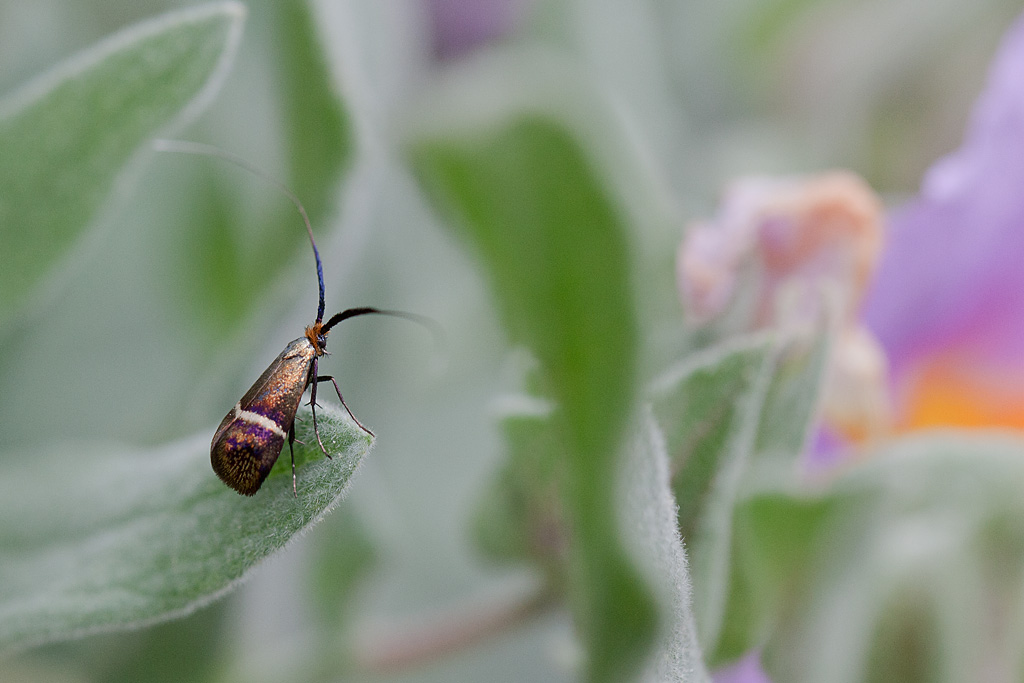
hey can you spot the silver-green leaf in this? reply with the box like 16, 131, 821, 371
650, 326, 831, 656
735, 431, 1024, 683
0, 2, 245, 328
408, 54, 656, 681
0, 404, 373, 653
623, 409, 711, 683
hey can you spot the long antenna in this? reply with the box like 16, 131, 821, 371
152, 139, 327, 323
323, 307, 445, 347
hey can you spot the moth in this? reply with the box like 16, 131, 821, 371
156, 140, 433, 496
210, 305, 418, 496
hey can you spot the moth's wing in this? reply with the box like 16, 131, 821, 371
211, 338, 316, 495
211, 417, 286, 496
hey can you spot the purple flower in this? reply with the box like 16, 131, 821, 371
713, 651, 773, 683
423, 0, 530, 58
864, 11, 1024, 392
708, 11, 1024, 681
693, 8, 1024, 681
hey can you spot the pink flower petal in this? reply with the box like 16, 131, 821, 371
424, 0, 530, 58
713, 651, 773, 683
864, 11, 1024, 377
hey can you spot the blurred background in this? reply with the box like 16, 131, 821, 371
2, 0, 1024, 681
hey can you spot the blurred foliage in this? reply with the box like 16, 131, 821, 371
410, 114, 654, 682
0, 3, 242, 328
1, 1, 1023, 683
161, 0, 351, 333
649, 326, 830, 654
726, 433, 1024, 683
0, 401, 373, 652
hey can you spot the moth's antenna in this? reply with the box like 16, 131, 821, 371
152, 139, 327, 323
323, 307, 445, 348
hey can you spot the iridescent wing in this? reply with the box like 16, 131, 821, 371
210, 337, 316, 495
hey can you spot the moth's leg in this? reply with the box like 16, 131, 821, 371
308, 358, 331, 458
317, 374, 375, 438
288, 422, 298, 497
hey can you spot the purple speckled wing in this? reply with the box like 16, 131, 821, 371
210, 337, 316, 495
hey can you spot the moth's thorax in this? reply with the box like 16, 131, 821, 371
304, 321, 328, 355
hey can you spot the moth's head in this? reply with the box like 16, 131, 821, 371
304, 321, 328, 355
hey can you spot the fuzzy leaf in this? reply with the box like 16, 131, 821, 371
409, 73, 655, 680
649, 333, 776, 541
472, 395, 563, 568
174, 0, 354, 329
623, 409, 711, 683
0, 404, 373, 653
682, 338, 780, 652
753, 326, 832, 463
0, 2, 245, 328
731, 432, 1024, 683
714, 487, 838, 664
274, 0, 352, 218
650, 327, 830, 656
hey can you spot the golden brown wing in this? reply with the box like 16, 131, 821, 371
210, 337, 316, 495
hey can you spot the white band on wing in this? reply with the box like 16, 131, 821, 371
233, 402, 288, 439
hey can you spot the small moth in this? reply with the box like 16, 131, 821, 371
156, 140, 434, 496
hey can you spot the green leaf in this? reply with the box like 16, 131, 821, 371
732, 432, 1024, 683
649, 326, 830, 656
0, 404, 373, 653
0, 2, 245, 328
24, 603, 231, 683
649, 333, 780, 654
649, 333, 776, 541
273, 0, 352, 219
410, 93, 655, 681
681, 338, 780, 653
170, 0, 354, 331
308, 509, 376, 626
753, 324, 832, 463
622, 410, 711, 682
715, 490, 838, 663
472, 393, 564, 569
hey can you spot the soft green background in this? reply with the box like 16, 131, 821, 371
1, 1, 1023, 682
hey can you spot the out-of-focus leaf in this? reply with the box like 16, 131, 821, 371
623, 409, 711, 682
669, 336, 779, 654
14, 602, 230, 683
0, 2, 245, 329
409, 74, 656, 680
0, 404, 373, 653
753, 327, 831, 463
731, 432, 1024, 683
649, 333, 776, 541
473, 393, 564, 571
171, 0, 353, 330
650, 326, 830, 656
273, 0, 352, 218
714, 491, 837, 664
308, 509, 376, 627
526, 0, 693, 212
